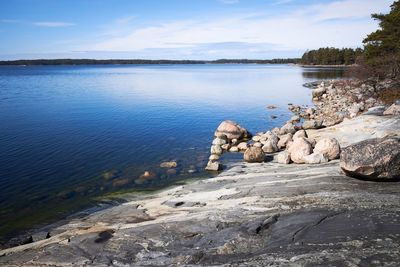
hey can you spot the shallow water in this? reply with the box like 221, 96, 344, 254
0, 64, 343, 242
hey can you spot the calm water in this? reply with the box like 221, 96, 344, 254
0, 64, 342, 242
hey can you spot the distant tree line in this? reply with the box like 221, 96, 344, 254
300, 47, 363, 66
0, 58, 300, 66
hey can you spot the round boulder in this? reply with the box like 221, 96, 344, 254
287, 137, 312, 164
340, 137, 400, 180
215, 120, 249, 140
314, 138, 341, 160
244, 147, 265, 163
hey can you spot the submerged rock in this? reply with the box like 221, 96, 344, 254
160, 161, 178, 168
340, 137, 400, 180
244, 147, 264, 163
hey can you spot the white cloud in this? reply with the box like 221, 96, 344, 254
33, 21, 75, 27
83, 0, 393, 58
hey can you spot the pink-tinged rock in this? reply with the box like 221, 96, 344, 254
314, 138, 341, 160
215, 120, 249, 140
287, 137, 312, 164
340, 137, 400, 180
243, 147, 265, 163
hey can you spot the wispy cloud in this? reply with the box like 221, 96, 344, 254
1, 19, 75, 27
88, 0, 392, 59
33, 21, 75, 27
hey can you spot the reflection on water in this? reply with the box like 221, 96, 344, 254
302, 67, 345, 79
0, 64, 343, 243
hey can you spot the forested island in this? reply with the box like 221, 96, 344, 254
0, 58, 301, 66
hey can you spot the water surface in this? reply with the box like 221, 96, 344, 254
0, 64, 342, 242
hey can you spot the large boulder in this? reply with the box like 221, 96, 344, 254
287, 137, 312, 164
215, 120, 249, 140
314, 138, 341, 160
244, 147, 265, 163
340, 137, 400, 180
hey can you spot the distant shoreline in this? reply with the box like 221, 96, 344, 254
0, 59, 357, 67
0, 58, 300, 66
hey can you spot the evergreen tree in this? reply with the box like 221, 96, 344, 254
363, 0, 400, 78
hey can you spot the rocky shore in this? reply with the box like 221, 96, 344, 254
1, 79, 400, 266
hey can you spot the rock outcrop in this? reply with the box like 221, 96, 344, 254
340, 137, 400, 180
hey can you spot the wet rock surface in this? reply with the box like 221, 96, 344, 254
1, 162, 400, 266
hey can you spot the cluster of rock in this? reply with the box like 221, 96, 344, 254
205, 119, 341, 169
205, 120, 251, 171
293, 79, 392, 128
252, 128, 340, 165
206, 78, 400, 179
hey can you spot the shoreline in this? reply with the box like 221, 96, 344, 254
1, 78, 399, 265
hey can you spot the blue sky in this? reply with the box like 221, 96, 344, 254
0, 0, 393, 60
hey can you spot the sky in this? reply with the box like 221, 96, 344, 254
0, 0, 394, 60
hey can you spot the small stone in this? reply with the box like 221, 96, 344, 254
244, 147, 265, 163
267, 105, 278, 109
303, 153, 329, 164
262, 140, 278, 153
212, 138, 227, 146
276, 151, 291, 164
293, 129, 307, 139
221, 144, 230, 151
277, 133, 293, 149
160, 161, 178, 168
211, 145, 223, 155
252, 136, 261, 142
229, 146, 239, 152
205, 161, 221, 171
237, 142, 249, 151
253, 142, 263, 148
209, 154, 220, 162
302, 119, 323, 130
